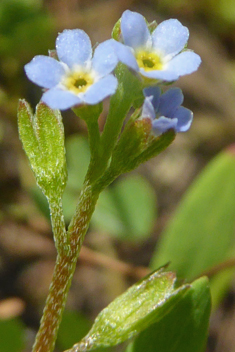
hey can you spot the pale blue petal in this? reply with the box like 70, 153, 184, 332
56, 29, 92, 68
152, 19, 189, 57
83, 75, 117, 104
158, 88, 183, 117
144, 86, 161, 111
121, 10, 151, 49
92, 40, 118, 78
25, 56, 65, 88
142, 96, 156, 120
174, 107, 193, 132
140, 67, 179, 81
166, 51, 201, 76
42, 88, 82, 110
152, 116, 178, 135
112, 41, 139, 72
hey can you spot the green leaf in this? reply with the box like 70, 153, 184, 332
92, 174, 156, 241
127, 276, 211, 352
18, 100, 67, 200
151, 150, 235, 281
0, 318, 25, 352
67, 269, 188, 351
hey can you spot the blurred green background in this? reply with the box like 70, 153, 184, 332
1, 0, 235, 351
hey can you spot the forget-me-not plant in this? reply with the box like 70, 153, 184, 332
18, 9, 205, 352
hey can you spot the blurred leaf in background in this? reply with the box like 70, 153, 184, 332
92, 175, 156, 242
151, 148, 235, 307
155, 0, 235, 36
0, 318, 25, 352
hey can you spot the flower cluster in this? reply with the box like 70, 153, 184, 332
25, 9, 201, 135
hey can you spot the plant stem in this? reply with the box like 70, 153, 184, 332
32, 182, 99, 352
48, 196, 70, 255
86, 118, 101, 163
32, 253, 75, 352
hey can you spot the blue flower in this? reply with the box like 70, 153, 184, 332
25, 29, 118, 110
113, 10, 201, 82
142, 86, 193, 136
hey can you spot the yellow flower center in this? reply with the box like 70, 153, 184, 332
63, 71, 94, 94
136, 50, 163, 71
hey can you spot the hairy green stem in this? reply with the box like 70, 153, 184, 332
48, 196, 70, 255
32, 182, 99, 352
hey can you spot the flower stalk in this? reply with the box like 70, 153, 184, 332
32, 182, 100, 352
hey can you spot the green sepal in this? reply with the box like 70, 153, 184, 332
148, 20, 158, 33
107, 127, 175, 180
111, 18, 121, 40
111, 14, 156, 40
132, 128, 175, 168
67, 269, 190, 351
18, 100, 67, 199
108, 117, 153, 174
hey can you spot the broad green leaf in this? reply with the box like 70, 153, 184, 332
66, 269, 189, 351
151, 150, 235, 281
0, 318, 25, 352
18, 100, 67, 199
92, 175, 156, 241
127, 276, 211, 352
208, 244, 235, 307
